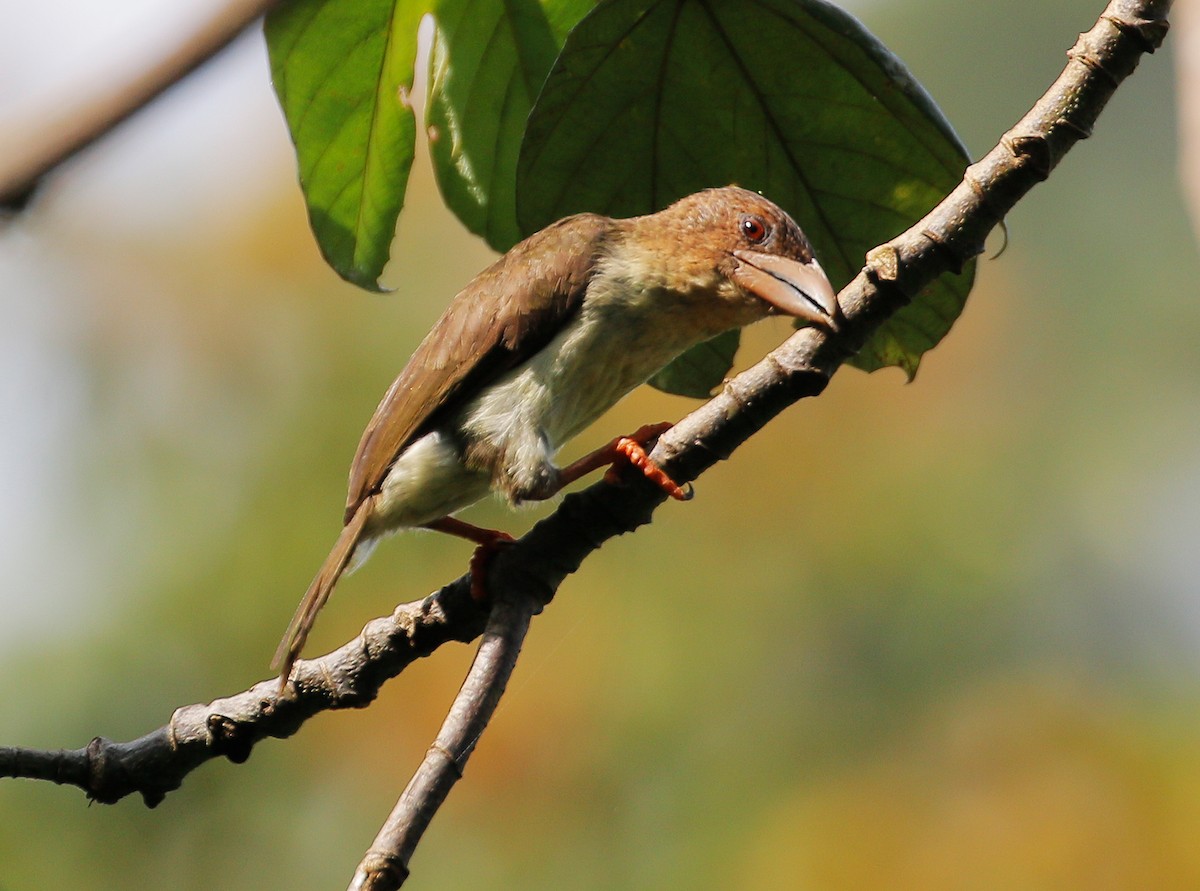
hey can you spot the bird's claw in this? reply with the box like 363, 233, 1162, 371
468, 531, 516, 601
605, 427, 692, 501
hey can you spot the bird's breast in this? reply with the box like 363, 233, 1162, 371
455, 277, 749, 500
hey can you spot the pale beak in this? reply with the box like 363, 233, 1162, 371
732, 250, 841, 331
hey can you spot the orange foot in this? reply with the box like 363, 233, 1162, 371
559, 421, 693, 501
466, 532, 515, 601
425, 517, 516, 601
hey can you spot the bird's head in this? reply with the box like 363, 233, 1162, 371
623, 186, 841, 333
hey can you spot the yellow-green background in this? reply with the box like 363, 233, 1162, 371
2, 1, 1198, 888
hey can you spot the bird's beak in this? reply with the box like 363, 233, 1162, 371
732, 250, 841, 331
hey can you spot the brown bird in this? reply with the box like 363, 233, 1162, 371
274, 186, 839, 686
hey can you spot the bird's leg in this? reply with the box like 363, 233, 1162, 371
428, 424, 688, 600
556, 422, 693, 501
424, 516, 515, 601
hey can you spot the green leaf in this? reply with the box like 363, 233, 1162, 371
517, 0, 975, 393
265, 0, 429, 291
426, 0, 595, 252
647, 328, 740, 398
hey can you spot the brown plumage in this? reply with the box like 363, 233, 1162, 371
345, 214, 610, 522
273, 187, 839, 688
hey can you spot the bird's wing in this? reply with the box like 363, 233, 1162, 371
344, 214, 612, 521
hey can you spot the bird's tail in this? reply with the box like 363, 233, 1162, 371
272, 499, 372, 688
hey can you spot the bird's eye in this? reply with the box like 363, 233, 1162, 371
740, 215, 769, 244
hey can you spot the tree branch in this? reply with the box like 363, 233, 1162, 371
350, 581, 538, 891
0, 0, 279, 211
0, 586, 489, 806
0, 0, 1171, 882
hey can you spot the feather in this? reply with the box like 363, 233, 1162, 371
272, 496, 373, 688
344, 215, 612, 522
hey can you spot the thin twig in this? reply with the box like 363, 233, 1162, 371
0, 0, 279, 210
349, 584, 539, 890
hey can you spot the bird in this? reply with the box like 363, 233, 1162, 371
273, 186, 840, 687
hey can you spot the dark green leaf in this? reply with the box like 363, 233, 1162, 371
647, 328, 740, 398
265, 0, 428, 290
426, 0, 595, 252
517, 0, 975, 393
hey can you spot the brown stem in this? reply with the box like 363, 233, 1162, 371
0, 588, 490, 807
349, 586, 537, 890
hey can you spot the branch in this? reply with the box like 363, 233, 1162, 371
0, 587, 489, 806
0, 0, 279, 211
0, 0, 1171, 865
350, 582, 538, 891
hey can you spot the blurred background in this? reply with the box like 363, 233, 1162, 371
1, 0, 1198, 888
